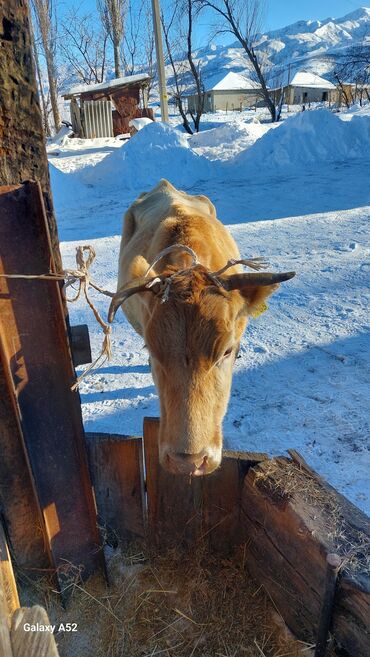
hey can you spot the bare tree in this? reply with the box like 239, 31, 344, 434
185, 0, 205, 132
31, 0, 61, 131
121, 0, 156, 101
197, 0, 278, 121
123, 0, 145, 75
335, 38, 370, 107
60, 9, 109, 84
98, 0, 125, 78
161, 0, 205, 134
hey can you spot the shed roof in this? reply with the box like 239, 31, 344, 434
289, 71, 336, 89
64, 73, 150, 99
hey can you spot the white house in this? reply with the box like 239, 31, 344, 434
186, 71, 261, 113
272, 71, 338, 105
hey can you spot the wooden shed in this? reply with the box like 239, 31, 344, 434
63, 74, 154, 138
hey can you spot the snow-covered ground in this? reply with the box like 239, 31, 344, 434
49, 106, 370, 515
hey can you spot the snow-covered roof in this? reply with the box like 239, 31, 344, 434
289, 71, 336, 89
209, 71, 260, 92
64, 73, 150, 98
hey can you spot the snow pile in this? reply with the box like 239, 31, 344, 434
129, 117, 154, 131
49, 163, 86, 208
234, 109, 370, 171
189, 120, 276, 161
82, 121, 214, 189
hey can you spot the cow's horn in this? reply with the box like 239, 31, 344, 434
222, 271, 296, 291
108, 278, 162, 323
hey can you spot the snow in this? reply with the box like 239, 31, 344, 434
65, 73, 150, 98
208, 71, 259, 91
234, 109, 370, 169
79, 121, 213, 190
48, 106, 370, 516
289, 71, 337, 89
129, 117, 154, 131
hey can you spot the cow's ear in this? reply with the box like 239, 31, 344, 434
130, 255, 153, 280
238, 283, 280, 318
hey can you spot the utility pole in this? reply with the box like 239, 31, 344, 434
151, 0, 169, 122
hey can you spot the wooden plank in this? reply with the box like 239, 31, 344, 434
240, 454, 370, 657
70, 324, 92, 367
86, 433, 145, 544
11, 606, 59, 657
143, 417, 265, 551
0, 521, 20, 623
0, 183, 101, 594
0, 589, 13, 657
0, 363, 47, 569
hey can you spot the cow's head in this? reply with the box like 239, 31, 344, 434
109, 257, 294, 476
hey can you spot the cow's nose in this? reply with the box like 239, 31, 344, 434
166, 451, 208, 475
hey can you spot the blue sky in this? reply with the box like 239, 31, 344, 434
59, 0, 370, 39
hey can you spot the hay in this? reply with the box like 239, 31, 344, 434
19, 542, 337, 657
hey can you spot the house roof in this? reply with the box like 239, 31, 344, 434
209, 71, 260, 91
289, 71, 336, 89
64, 73, 150, 99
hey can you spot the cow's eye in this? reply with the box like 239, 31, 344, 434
223, 348, 233, 358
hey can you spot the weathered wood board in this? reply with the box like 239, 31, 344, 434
143, 417, 267, 551
241, 453, 370, 657
0, 183, 101, 593
0, 588, 13, 657
86, 433, 145, 544
11, 606, 60, 657
0, 522, 19, 623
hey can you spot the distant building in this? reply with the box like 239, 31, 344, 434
63, 74, 153, 138
271, 71, 338, 106
186, 71, 261, 113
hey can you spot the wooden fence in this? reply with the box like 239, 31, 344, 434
84, 418, 370, 657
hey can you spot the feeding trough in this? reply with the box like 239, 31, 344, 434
1, 418, 369, 656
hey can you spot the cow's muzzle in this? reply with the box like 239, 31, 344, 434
164, 450, 219, 476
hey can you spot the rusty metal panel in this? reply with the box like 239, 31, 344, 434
0, 182, 101, 594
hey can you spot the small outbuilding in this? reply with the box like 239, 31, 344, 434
272, 71, 338, 106
63, 74, 154, 139
186, 71, 261, 113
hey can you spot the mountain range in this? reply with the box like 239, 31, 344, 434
166, 6, 370, 93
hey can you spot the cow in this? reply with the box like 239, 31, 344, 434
109, 179, 294, 476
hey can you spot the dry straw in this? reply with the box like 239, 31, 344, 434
19, 542, 338, 657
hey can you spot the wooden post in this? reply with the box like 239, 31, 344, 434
86, 433, 146, 545
0, 0, 63, 571
0, 183, 102, 595
0, 0, 102, 593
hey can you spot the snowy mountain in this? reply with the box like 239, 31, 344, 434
166, 7, 370, 94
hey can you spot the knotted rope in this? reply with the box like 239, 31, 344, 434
0, 243, 269, 389
0, 245, 114, 390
